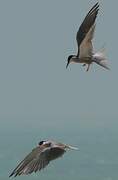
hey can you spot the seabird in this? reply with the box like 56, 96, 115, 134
9, 140, 78, 177
66, 2, 109, 71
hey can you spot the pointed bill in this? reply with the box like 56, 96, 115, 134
66, 61, 69, 68
65, 145, 79, 150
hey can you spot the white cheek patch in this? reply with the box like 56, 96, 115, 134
43, 141, 47, 145
43, 141, 51, 146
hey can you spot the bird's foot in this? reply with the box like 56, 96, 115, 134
86, 64, 90, 71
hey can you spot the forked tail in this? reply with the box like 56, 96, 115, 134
93, 48, 110, 70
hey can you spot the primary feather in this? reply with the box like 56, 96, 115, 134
9, 140, 77, 177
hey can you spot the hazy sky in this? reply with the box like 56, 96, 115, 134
0, 1, 118, 180
0, 0, 117, 127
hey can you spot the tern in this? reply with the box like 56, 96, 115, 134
9, 140, 78, 177
66, 2, 109, 71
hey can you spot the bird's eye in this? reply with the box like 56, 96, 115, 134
39, 141, 45, 145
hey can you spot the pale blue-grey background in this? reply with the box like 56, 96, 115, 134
0, 0, 117, 180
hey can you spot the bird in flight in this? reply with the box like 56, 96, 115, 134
9, 140, 78, 177
66, 2, 109, 71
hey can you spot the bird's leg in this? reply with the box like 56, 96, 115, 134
82, 64, 86, 66
86, 64, 90, 71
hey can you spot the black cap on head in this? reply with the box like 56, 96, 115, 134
38, 140, 45, 145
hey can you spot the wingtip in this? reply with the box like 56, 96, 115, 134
9, 171, 17, 178
9, 172, 14, 178
93, 2, 99, 11
94, 2, 98, 6
87, 2, 100, 18
92, 2, 99, 8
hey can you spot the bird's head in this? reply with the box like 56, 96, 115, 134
38, 140, 52, 148
66, 55, 76, 68
38, 140, 79, 151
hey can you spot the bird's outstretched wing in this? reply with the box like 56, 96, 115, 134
9, 147, 50, 177
76, 2, 99, 57
79, 24, 95, 60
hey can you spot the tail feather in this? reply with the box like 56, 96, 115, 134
93, 48, 110, 70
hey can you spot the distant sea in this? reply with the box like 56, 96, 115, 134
0, 117, 118, 180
